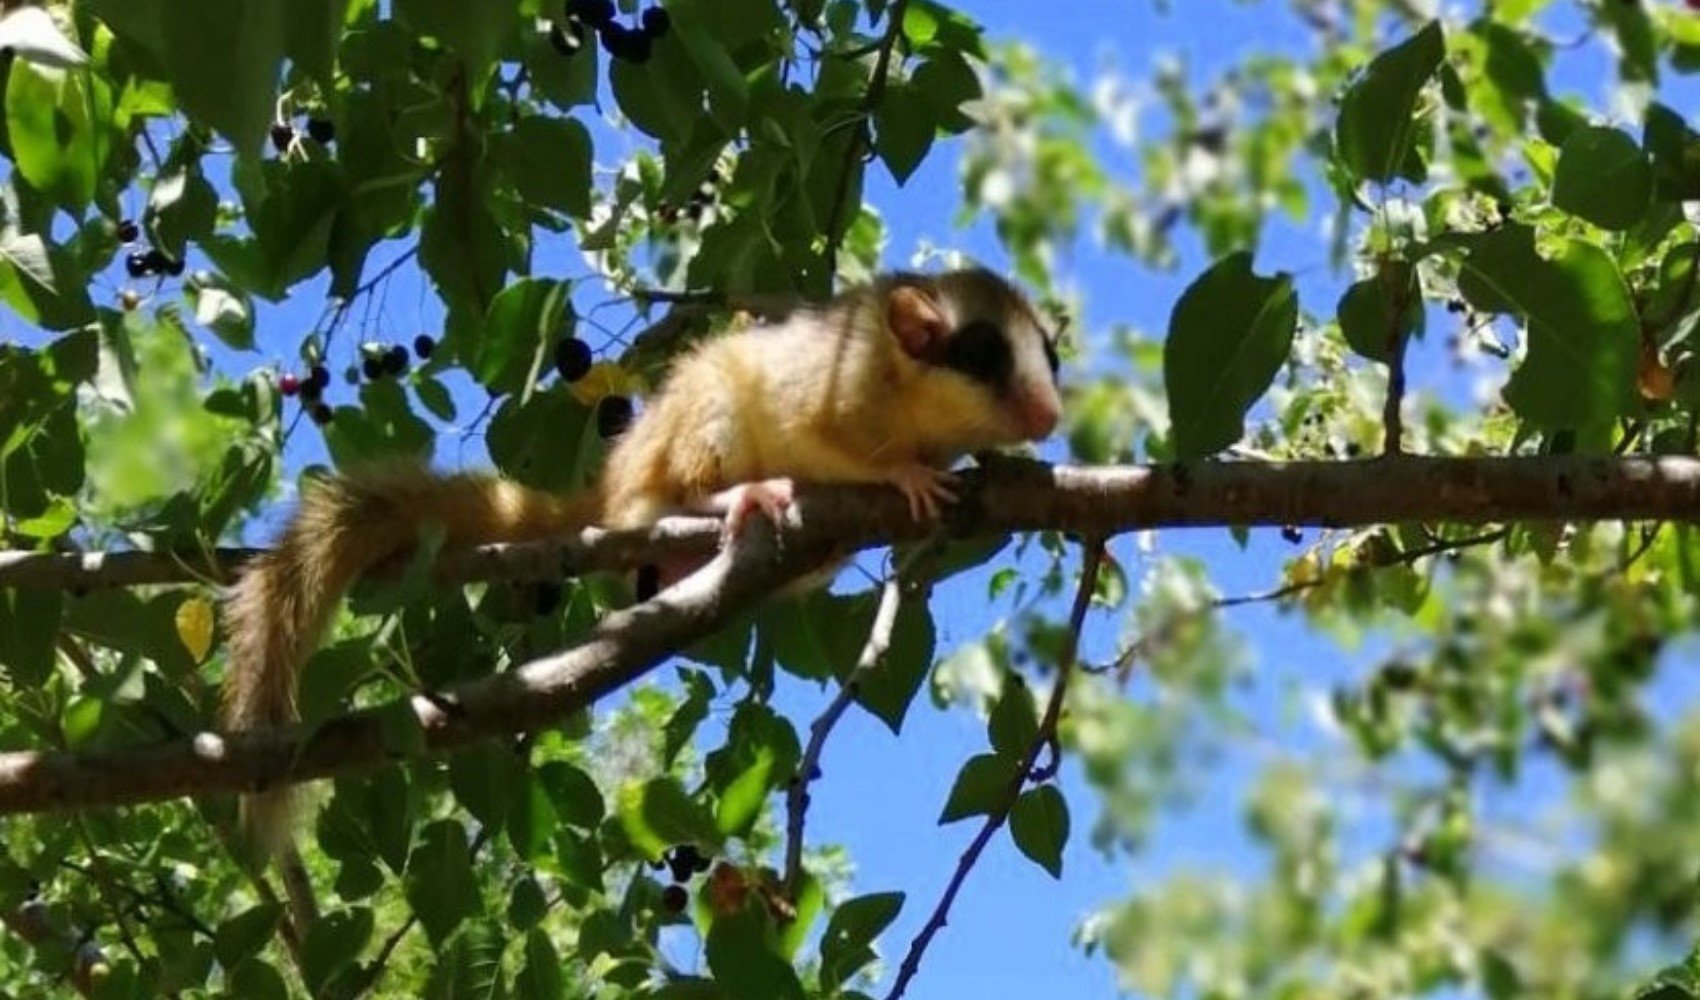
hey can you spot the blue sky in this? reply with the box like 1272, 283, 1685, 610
25, 1, 1698, 997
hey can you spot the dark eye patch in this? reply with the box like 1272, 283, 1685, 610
1041, 336, 1059, 377
939, 318, 1013, 390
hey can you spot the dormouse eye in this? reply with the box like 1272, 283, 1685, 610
940, 319, 1014, 390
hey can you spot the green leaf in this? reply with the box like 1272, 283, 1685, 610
1645, 103, 1700, 202
851, 597, 935, 734
500, 117, 593, 219
1008, 784, 1069, 878
148, 160, 220, 258
704, 907, 807, 1000
184, 272, 256, 351
819, 892, 904, 989
527, 21, 599, 111
214, 903, 282, 970
395, 0, 517, 84
284, 0, 351, 85
1456, 225, 1638, 441
987, 673, 1039, 757
663, 670, 716, 766
1552, 126, 1652, 231
425, 919, 507, 1000
535, 761, 605, 830
514, 928, 563, 1000
0, 588, 61, 687
507, 774, 558, 861
1163, 251, 1298, 459
448, 743, 524, 830
508, 876, 548, 931
301, 907, 374, 995
1334, 20, 1444, 185
472, 278, 569, 396
1337, 265, 1423, 365
405, 820, 483, 946
5, 60, 104, 211
938, 753, 1019, 825
160, 0, 287, 157
875, 83, 935, 184
0, 231, 95, 332
617, 776, 722, 860
225, 959, 289, 1000
705, 703, 800, 838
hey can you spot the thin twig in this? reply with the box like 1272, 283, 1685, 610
354, 820, 495, 998
783, 544, 937, 895
822, 0, 912, 281
885, 539, 1104, 1000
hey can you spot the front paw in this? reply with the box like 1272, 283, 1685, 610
886, 464, 959, 521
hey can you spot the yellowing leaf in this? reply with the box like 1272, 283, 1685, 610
567, 361, 640, 406
175, 597, 215, 663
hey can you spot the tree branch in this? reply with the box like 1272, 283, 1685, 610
6, 457, 1700, 594
822, 0, 912, 281
1, 456, 1699, 813
885, 539, 1105, 1000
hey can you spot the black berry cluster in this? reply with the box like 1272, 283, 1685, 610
551, 0, 670, 65
657, 166, 726, 225
278, 364, 335, 425
359, 342, 412, 382
124, 247, 185, 279
270, 115, 336, 154
650, 843, 710, 913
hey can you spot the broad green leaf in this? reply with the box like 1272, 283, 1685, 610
507, 774, 558, 861
819, 892, 904, 989
938, 752, 1020, 824
1552, 126, 1652, 231
704, 907, 807, 1000
395, 0, 517, 84
987, 673, 1039, 757
148, 160, 220, 257
1337, 265, 1424, 365
1009, 784, 1069, 878
851, 597, 935, 734
536, 761, 605, 830
0, 588, 62, 687
0, 231, 96, 332
184, 272, 256, 351
1457, 226, 1638, 441
515, 928, 564, 1000
1335, 21, 1444, 185
663, 670, 716, 766
527, 20, 599, 111
405, 820, 483, 946
471, 278, 569, 396
1644, 103, 1700, 202
508, 877, 548, 932
875, 83, 935, 184
449, 743, 524, 830
226, 959, 289, 1000
213, 903, 282, 970
159, 0, 286, 156
1163, 251, 1298, 459
705, 703, 800, 838
301, 907, 374, 995
284, 0, 351, 85
500, 117, 593, 219
5, 61, 104, 211
424, 919, 507, 1000
617, 776, 722, 859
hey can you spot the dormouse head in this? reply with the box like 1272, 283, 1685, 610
882, 267, 1064, 447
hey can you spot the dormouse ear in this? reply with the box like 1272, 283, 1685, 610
886, 284, 948, 359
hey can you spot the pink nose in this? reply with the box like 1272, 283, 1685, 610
1018, 389, 1060, 439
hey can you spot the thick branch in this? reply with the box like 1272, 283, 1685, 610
0, 521, 835, 816
2, 456, 1699, 813
5, 456, 1700, 593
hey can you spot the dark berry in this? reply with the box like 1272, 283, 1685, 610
162, 255, 186, 277
362, 356, 385, 381
1280, 525, 1303, 544
306, 117, 335, 144
602, 23, 651, 63
596, 395, 634, 439
635, 564, 660, 601
279, 372, 301, 397
533, 581, 564, 616
117, 219, 139, 243
310, 403, 334, 425
571, 0, 617, 28
142, 248, 171, 274
270, 123, 294, 152
125, 252, 151, 278
641, 6, 670, 36
413, 334, 436, 360
675, 844, 709, 873
385, 345, 409, 376
555, 336, 593, 382
343, 365, 361, 386
308, 364, 332, 393
549, 18, 586, 55
660, 884, 688, 914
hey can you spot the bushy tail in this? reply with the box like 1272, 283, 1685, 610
221, 464, 600, 858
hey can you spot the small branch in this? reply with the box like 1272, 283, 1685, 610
783, 550, 924, 895
885, 539, 1104, 1000
822, 0, 912, 281
354, 826, 492, 998
1381, 268, 1413, 457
